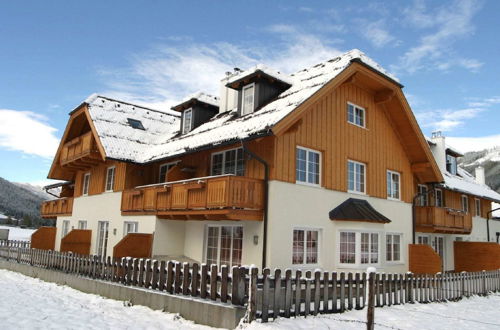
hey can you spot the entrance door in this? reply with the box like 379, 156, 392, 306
431, 236, 445, 270
96, 221, 109, 257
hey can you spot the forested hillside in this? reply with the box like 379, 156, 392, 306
460, 147, 500, 193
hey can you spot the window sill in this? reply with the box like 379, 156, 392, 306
387, 197, 401, 202
347, 121, 367, 130
296, 181, 322, 189
347, 190, 366, 196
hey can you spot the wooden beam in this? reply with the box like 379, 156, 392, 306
411, 162, 432, 173
374, 89, 395, 104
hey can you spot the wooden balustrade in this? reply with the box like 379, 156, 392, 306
121, 175, 265, 221
41, 198, 74, 219
60, 131, 101, 165
415, 206, 472, 234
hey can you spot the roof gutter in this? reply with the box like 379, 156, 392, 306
240, 140, 269, 269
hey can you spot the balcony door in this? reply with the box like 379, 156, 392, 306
96, 221, 109, 258
205, 225, 243, 267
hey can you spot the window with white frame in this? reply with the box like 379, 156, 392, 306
158, 162, 178, 183
123, 221, 138, 237
182, 108, 193, 134
417, 184, 428, 206
296, 147, 321, 186
348, 160, 366, 193
435, 189, 444, 207
347, 102, 366, 128
205, 225, 243, 267
386, 170, 400, 200
386, 234, 402, 262
105, 166, 115, 192
446, 154, 457, 175
210, 148, 245, 176
82, 173, 91, 196
461, 195, 469, 213
475, 198, 481, 216
96, 221, 109, 257
339, 231, 380, 266
62, 220, 70, 237
241, 83, 255, 115
417, 235, 430, 245
292, 228, 319, 265
77, 220, 87, 230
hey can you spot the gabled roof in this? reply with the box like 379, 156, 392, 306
442, 167, 500, 202
329, 198, 391, 223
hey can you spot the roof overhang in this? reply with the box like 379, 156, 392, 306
329, 198, 391, 223
226, 69, 292, 90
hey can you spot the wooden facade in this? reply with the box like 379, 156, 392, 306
60, 229, 92, 255
454, 241, 500, 272
30, 227, 57, 250
41, 197, 73, 219
408, 244, 442, 275
113, 233, 153, 259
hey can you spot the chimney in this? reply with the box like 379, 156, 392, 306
430, 131, 446, 173
219, 71, 239, 113
475, 166, 485, 185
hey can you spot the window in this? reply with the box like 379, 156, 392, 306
123, 221, 138, 237
386, 234, 402, 262
77, 220, 87, 230
339, 232, 356, 264
105, 166, 115, 192
158, 162, 178, 183
461, 195, 469, 213
347, 102, 366, 128
475, 199, 481, 217
96, 221, 109, 257
417, 184, 428, 206
339, 231, 380, 266
210, 148, 245, 176
205, 226, 243, 267
292, 228, 320, 265
127, 118, 145, 130
241, 83, 255, 115
361, 233, 379, 264
348, 160, 366, 193
182, 108, 193, 134
417, 235, 430, 245
62, 220, 70, 237
446, 154, 457, 175
386, 170, 400, 200
296, 147, 321, 186
435, 189, 444, 207
82, 173, 91, 196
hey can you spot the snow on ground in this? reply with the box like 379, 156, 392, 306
0, 225, 35, 241
0, 269, 217, 330
243, 294, 500, 330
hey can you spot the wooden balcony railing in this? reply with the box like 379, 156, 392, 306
121, 175, 264, 221
59, 131, 101, 165
416, 206, 472, 234
40, 198, 74, 219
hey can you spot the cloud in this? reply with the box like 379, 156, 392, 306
416, 107, 485, 132
394, 0, 483, 73
100, 27, 343, 109
446, 135, 500, 152
0, 109, 59, 158
360, 20, 396, 48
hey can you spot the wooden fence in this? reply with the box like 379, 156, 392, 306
0, 242, 499, 324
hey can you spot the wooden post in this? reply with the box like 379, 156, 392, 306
174, 262, 182, 294
366, 272, 375, 330
274, 269, 282, 319
246, 267, 258, 323
220, 265, 228, 302
191, 263, 199, 297
182, 262, 190, 295
209, 264, 217, 301
151, 260, 159, 290
158, 260, 166, 291
200, 264, 207, 298
294, 270, 302, 317
166, 261, 174, 294
231, 266, 240, 305
262, 268, 270, 322
323, 271, 330, 313
285, 269, 292, 317
482, 270, 487, 296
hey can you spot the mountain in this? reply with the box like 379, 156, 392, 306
459, 147, 500, 194
13, 182, 56, 201
0, 177, 54, 227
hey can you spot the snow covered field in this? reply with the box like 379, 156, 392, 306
1, 268, 499, 330
0, 225, 34, 241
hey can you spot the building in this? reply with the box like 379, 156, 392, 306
40, 49, 500, 273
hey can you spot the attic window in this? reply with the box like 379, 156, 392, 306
446, 154, 457, 175
182, 108, 193, 134
127, 118, 145, 130
241, 83, 255, 115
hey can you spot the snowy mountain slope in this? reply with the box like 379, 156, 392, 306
460, 147, 500, 195
13, 182, 56, 201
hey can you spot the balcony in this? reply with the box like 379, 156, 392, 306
121, 175, 265, 221
59, 131, 101, 167
415, 206, 472, 234
41, 198, 74, 219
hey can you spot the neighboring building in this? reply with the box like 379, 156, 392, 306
40, 49, 500, 273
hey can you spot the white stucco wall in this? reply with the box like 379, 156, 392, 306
55, 192, 157, 257
267, 180, 412, 273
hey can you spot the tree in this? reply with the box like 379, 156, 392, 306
6, 216, 12, 225
22, 215, 32, 228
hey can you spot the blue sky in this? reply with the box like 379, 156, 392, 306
1, 0, 499, 185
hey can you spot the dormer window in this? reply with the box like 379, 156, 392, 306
446, 154, 457, 175
182, 108, 193, 134
127, 118, 145, 130
241, 83, 255, 115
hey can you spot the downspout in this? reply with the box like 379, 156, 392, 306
486, 206, 500, 242
240, 140, 269, 269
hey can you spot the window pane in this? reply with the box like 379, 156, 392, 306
393, 235, 400, 261
361, 233, 369, 264
220, 227, 232, 266
236, 148, 245, 176
232, 227, 243, 266
371, 233, 378, 263
206, 227, 219, 266
211, 154, 223, 176
340, 232, 356, 264
242, 85, 254, 115
292, 230, 305, 264
224, 150, 236, 175
386, 235, 392, 261
348, 162, 355, 191
307, 151, 320, 184
347, 104, 354, 123
183, 110, 192, 134
296, 149, 307, 183
306, 230, 318, 264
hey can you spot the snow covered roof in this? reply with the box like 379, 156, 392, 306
171, 92, 219, 110
442, 167, 500, 202
84, 95, 180, 162
225, 64, 294, 87
82, 49, 396, 163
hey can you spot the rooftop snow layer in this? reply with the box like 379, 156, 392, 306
173, 92, 219, 109
443, 167, 500, 202
225, 64, 294, 86
85, 95, 180, 162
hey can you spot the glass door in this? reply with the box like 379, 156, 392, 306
431, 236, 445, 270
96, 221, 109, 257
